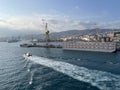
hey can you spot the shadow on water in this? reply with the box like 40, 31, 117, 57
63, 50, 117, 61
63, 50, 120, 75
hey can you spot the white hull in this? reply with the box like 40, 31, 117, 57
63, 48, 115, 52
23, 53, 32, 59
23, 54, 28, 59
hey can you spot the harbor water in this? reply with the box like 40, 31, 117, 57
0, 42, 120, 90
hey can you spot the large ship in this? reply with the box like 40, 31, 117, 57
63, 41, 116, 53
63, 33, 117, 53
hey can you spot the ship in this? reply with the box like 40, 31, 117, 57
63, 33, 117, 53
20, 43, 33, 47
63, 41, 116, 53
7, 37, 20, 43
7, 39, 20, 43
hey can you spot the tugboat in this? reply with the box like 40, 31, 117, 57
23, 52, 32, 58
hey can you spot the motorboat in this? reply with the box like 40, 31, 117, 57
23, 52, 32, 58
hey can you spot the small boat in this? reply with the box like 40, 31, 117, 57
23, 52, 32, 58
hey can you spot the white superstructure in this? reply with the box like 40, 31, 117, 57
63, 41, 116, 53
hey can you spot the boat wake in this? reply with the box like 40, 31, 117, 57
27, 56, 120, 90
29, 69, 36, 85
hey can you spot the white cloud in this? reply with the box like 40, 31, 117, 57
1, 15, 43, 30
0, 14, 87, 32
0, 14, 120, 33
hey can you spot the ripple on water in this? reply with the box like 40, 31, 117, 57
28, 56, 120, 90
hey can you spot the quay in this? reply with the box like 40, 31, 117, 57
20, 43, 62, 48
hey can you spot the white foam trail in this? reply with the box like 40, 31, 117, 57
27, 56, 120, 90
27, 63, 32, 72
29, 73, 33, 85
29, 80, 32, 85
29, 69, 35, 85
27, 69, 30, 72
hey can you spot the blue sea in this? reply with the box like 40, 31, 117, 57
0, 42, 120, 90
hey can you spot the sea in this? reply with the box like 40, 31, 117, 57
0, 42, 120, 90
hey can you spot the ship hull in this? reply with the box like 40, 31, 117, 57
63, 47, 116, 53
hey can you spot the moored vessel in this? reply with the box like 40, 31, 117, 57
63, 41, 116, 53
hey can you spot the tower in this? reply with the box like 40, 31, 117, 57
45, 23, 50, 46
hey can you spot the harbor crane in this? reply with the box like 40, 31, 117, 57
45, 22, 50, 46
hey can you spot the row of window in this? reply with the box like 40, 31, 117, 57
64, 43, 115, 50
65, 45, 115, 50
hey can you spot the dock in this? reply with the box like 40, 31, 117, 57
20, 43, 62, 48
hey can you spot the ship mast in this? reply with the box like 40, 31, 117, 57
45, 23, 50, 46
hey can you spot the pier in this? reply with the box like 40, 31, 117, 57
20, 43, 62, 48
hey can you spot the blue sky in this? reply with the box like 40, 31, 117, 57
0, 0, 120, 36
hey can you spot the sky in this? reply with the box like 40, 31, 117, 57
0, 0, 120, 36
